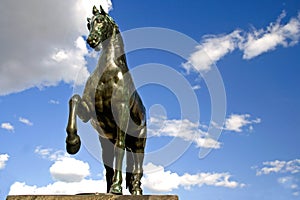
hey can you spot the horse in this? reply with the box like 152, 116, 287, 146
65, 5, 147, 195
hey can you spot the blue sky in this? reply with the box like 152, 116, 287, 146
1, 0, 300, 199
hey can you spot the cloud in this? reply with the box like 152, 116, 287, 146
35, 146, 90, 183
278, 176, 299, 191
183, 30, 242, 72
183, 12, 300, 72
1, 122, 14, 132
0, 154, 9, 170
256, 159, 300, 176
9, 146, 106, 195
0, 0, 112, 96
8, 179, 107, 195
11, 146, 244, 195
278, 176, 300, 196
49, 157, 90, 182
35, 147, 53, 158
191, 85, 201, 90
224, 114, 261, 132
19, 117, 33, 126
255, 159, 300, 196
49, 100, 60, 105
293, 191, 300, 196
8, 172, 133, 195
241, 12, 300, 59
148, 114, 260, 150
9, 163, 245, 195
148, 116, 221, 149
142, 163, 245, 193
9, 146, 130, 195
35, 146, 68, 162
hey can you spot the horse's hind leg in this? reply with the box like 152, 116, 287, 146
131, 152, 144, 195
126, 149, 134, 193
126, 127, 147, 195
109, 130, 126, 195
66, 94, 91, 154
99, 136, 115, 193
109, 103, 129, 195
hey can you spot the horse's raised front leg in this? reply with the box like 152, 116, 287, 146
109, 103, 129, 195
66, 94, 91, 155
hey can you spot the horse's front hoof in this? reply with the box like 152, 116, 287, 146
109, 184, 122, 195
66, 134, 81, 155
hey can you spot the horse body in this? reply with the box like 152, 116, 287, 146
66, 5, 146, 195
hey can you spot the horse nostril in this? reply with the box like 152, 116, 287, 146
87, 34, 98, 45
87, 37, 92, 44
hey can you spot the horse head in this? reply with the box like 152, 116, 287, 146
86, 5, 117, 50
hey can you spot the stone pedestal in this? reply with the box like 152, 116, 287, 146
6, 194, 179, 200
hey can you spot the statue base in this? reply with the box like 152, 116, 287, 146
6, 194, 179, 200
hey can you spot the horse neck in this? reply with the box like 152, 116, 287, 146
101, 28, 127, 70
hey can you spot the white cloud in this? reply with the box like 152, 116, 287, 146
293, 191, 300, 196
49, 100, 60, 105
34, 146, 66, 162
256, 159, 300, 196
50, 157, 90, 182
9, 163, 244, 195
0, 0, 112, 96
35, 146, 90, 183
11, 146, 244, 195
8, 173, 132, 196
277, 176, 300, 196
241, 12, 300, 59
256, 159, 300, 176
148, 116, 221, 149
291, 184, 298, 189
9, 145, 135, 195
0, 154, 9, 170
8, 179, 107, 195
148, 114, 260, 149
183, 12, 300, 72
9, 146, 102, 195
183, 30, 242, 72
1, 122, 14, 132
19, 117, 33, 126
35, 147, 53, 158
278, 176, 293, 184
143, 163, 245, 193
192, 85, 201, 90
224, 114, 261, 132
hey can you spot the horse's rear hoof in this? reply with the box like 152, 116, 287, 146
131, 189, 143, 195
109, 184, 122, 195
66, 135, 81, 155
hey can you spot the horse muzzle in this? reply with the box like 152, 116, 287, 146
87, 33, 101, 49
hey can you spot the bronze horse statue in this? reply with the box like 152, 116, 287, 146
66, 5, 147, 195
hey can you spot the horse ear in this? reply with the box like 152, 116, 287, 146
93, 5, 100, 15
99, 5, 106, 14
87, 18, 91, 30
